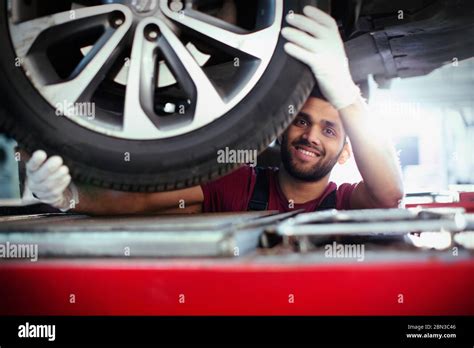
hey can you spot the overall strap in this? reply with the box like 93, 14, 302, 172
247, 167, 269, 211
248, 167, 337, 212
316, 189, 337, 211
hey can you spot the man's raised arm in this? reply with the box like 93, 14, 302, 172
281, 5, 403, 208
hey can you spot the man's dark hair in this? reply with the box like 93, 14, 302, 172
310, 84, 327, 101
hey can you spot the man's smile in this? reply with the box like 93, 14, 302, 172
292, 145, 322, 162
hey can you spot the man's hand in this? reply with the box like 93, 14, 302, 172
281, 6, 360, 110
24, 150, 79, 211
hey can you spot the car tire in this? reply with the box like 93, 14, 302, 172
0, 0, 319, 192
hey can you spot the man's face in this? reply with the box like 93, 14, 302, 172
280, 97, 347, 182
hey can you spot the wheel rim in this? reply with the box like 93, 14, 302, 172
7, 0, 283, 140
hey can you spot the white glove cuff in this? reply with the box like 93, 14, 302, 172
332, 83, 361, 111
59, 182, 80, 212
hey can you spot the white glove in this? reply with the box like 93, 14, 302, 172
23, 150, 79, 212
281, 6, 360, 110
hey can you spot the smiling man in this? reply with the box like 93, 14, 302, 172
23, 6, 404, 215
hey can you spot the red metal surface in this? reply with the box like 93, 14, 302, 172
405, 202, 474, 212
0, 259, 473, 315
459, 192, 474, 203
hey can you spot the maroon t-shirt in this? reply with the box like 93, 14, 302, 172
201, 166, 357, 213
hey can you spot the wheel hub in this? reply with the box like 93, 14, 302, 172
131, 0, 159, 14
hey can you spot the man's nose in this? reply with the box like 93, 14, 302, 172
301, 126, 322, 147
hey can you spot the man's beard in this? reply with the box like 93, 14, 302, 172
280, 134, 342, 182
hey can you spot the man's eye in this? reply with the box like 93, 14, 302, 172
295, 119, 308, 127
324, 128, 336, 136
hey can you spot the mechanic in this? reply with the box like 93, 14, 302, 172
23, 6, 404, 215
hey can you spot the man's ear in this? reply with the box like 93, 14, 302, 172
337, 142, 351, 165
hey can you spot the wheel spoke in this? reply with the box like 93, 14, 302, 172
122, 19, 162, 138
122, 18, 226, 138
158, 19, 226, 125
10, 4, 133, 105
160, 0, 281, 60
